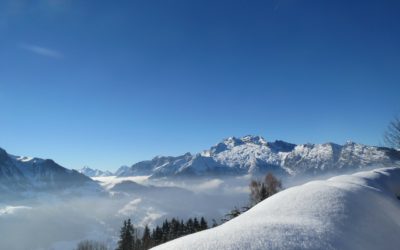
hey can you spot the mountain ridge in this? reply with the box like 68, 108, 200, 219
116, 135, 400, 178
78, 166, 113, 177
0, 147, 98, 194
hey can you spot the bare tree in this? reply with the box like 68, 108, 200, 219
384, 116, 400, 149
249, 172, 282, 206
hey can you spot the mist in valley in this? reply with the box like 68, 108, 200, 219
0, 166, 379, 250
0, 175, 252, 250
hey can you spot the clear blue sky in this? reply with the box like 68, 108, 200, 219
0, 0, 399, 171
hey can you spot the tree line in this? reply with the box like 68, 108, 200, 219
116, 216, 209, 250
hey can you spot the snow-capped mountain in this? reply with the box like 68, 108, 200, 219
78, 166, 113, 177
117, 135, 400, 178
0, 147, 98, 193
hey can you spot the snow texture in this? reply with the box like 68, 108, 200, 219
153, 167, 400, 250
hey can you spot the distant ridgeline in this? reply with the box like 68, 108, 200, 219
0, 147, 99, 195
115, 135, 400, 178
1, 135, 400, 192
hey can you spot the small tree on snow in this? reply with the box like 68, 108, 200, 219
384, 116, 400, 149
250, 172, 282, 206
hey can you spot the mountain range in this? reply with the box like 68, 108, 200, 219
78, 166, 113, 177
0, 147, 97, 194
2, 135, 400, 191
115, 135, 400, 178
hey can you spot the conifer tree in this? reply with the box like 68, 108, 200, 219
117, 219, 134, 250
170, 218, 180, 239
161, 219, 170, 242
142, 225, 151, 250
186, 218, 194, 234
179, 220, 185, 236
153, 226, 163, 245
193, 217, 200, 232
200, 217, 208, 230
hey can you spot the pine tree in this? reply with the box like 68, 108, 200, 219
179, 220, 185, 236
200, 217, 208, 230
133, 226, 142, 250
161, 219, 170, 242
153, 226, 163, 245
186, 218, 194, 234
126, 219, 134, 250
142, 225, 151, 250
193, 217, 200, 232
116, 220, 126, 250
117, 219, 134, 250
170, 218, 180, 240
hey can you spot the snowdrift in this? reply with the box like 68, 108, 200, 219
152, 167, 400, 250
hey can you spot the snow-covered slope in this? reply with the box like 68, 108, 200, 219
152, 167, 400, 250
118, 135, 400, 178
0, 147, 98, 193
78, 166, 113, 177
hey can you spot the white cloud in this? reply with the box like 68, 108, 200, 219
0, 205, 32, 216
194, 179, 224, 192
19, 43, 63, 59
117, 198, 142, 216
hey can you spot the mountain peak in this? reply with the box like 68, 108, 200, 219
216, 135, 268, 152
240, 135, 267, 145
0, 148, 96, 193
78, 166, 113, 177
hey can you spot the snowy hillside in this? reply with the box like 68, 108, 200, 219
152, 167, 400, 250
0, 147, 99, 194
117, 135, 400, 178
78, 166, 113, 177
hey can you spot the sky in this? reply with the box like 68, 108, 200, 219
0, 0, 399, 171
